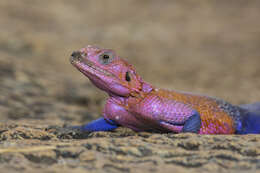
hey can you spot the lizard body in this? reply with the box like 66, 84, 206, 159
70, 45, 260, 134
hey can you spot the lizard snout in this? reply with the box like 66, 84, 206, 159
70, 51, 83, 63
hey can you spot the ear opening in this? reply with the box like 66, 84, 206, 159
125, 71, 131, 82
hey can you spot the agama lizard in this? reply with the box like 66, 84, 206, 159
70, 45, 260, 134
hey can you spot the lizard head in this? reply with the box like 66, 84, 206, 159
70, 45, 151, 97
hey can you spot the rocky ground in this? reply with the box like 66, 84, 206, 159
0, 1, 260, 173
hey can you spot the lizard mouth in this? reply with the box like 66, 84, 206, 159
70, 51, 114, 77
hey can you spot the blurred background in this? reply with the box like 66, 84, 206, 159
1, 1, 260, 172
0, 0, 260, 125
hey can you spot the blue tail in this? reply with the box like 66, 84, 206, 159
238, 102, 260, 134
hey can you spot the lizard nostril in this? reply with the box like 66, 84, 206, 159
70, 51, 83, 63
71, 51, 81, 58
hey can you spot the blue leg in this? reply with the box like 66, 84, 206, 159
182, 111, 201, 133
237, 102, 260, 134
76, 118, 119, 132
236, 111, 260, 134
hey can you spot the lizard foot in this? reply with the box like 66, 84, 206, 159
46, 125, 91, 139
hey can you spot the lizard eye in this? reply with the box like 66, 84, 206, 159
125, 71, 131, 82
99, 52, 114, 65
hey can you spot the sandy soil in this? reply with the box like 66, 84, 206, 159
0, 1, 260, 172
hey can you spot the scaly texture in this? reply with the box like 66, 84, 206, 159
70, 45, 260, 134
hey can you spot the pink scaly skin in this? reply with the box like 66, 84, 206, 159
70, 45, 260, 134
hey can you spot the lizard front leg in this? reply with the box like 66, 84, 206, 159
79, 118, 119, 132
77, 95, 201, 133
103, 97, 148, 131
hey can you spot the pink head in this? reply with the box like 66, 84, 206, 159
70, 45, 150, 97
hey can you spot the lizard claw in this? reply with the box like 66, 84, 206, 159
46, 125, 91, 139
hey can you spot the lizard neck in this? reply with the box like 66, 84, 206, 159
141, 81, 154, 93
108, 81, 154, 105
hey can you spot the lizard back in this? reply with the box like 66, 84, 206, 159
154, 89, 242, 134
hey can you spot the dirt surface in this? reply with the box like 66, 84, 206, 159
0, 1, 260, 173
